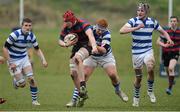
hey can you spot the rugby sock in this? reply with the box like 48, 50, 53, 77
72, 88, 79, 101
30, 86, 38, 101
79, 81, 87, 97
147, 80, 154, 93
113, 82, 120, 93
134, 85, 140, 98
168, 76, 174, 90
80, 81, 86, 87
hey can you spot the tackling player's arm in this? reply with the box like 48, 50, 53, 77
96, 45, 107, 54
96, 35, 111, 54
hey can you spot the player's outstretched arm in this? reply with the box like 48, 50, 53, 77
158, 28, 174, 45
3, 44, 17, 71
156, 37, 171, 48
2, 46, 10, 62
34, 48, 48, 68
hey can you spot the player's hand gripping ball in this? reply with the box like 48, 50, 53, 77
64, 33, 78, 46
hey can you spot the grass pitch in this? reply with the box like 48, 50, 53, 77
0, 28, 180, 111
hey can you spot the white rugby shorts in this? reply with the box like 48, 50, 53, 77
83, 52, 116, 68
132, 49, 155, 69
8, 56, 31, 76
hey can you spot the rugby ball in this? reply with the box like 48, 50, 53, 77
64, 33, 78, 45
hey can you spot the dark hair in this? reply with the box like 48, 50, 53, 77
170, 16, 179, 22
22, 18, 32, 25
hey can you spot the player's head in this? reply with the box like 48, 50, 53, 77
95, 19, 108, 35
137, 2, 150, 20
21, 18, 32, 35
63, 10, 77, 28
170, 16, 179, 28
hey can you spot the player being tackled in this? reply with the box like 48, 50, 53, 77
66, 18, 128, 107
59, 10, 98, 108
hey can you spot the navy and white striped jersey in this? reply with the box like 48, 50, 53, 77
92, 25, 112, 57
127, 17, 162, 55
6, 29, 38, 60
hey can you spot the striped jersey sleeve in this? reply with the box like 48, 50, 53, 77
127, 18, 137, 27
101, 31, 111, 45
7, 31, 19, 44
153, 19, 161, 30
29, 32, 38, 47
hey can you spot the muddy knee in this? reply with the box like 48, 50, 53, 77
28, 76, 36, 86
146, 60, 155, 72
16, 78, 26, 88
74, 55, 82, 65
74, 49, 89, 64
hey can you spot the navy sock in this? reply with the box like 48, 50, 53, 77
147, 80, 154, 93
30, 86, 38, 101
72, 88, 79, 101
113, 82, 120, 92
134, 85, 140, 98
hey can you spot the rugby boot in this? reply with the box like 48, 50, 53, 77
115, 90, 128, 102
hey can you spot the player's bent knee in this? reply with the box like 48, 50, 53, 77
19, 83, 26, 88
75, 50, 86, 61
16, 78, 26, 88
74, 56, 82, 64
147, 62, 155, 72
168, 67, 173, 73
27, 76, 36, 85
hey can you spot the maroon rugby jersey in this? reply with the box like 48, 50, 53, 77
60, 19, 92, 44
160, 26, 180, 52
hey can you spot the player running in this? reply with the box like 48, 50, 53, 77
119, 2, 173, 107
3, 18, 48, 106
157, 16, 180, 95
